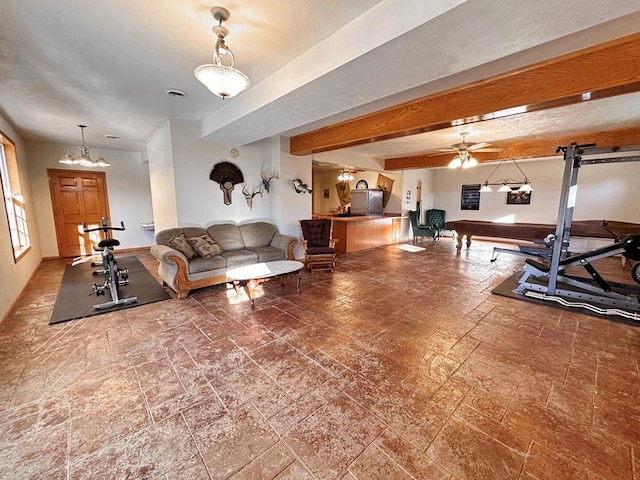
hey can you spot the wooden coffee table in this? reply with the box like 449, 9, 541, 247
226, 260, 304, 309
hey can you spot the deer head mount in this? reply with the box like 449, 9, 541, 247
242, 184, 263, 210
261, 171, 278, 193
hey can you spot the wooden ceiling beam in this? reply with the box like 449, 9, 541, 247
290, 32, 640, 156
385, 126, 640, 170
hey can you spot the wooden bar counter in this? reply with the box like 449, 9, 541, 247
327, 215, 406, 254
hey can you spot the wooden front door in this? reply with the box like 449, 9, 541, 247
48, 169, 110, 257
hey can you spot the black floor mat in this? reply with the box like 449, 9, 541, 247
49, 256, 170, 324
492, 272, 640, 325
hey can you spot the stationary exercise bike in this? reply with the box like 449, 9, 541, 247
83, 218, 137, 310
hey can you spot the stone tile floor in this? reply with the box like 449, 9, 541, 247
1, 239, 639, 479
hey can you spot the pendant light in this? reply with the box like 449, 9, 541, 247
194, 6, 250, 99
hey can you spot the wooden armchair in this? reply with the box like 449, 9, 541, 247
408, 210, 439, 244
299, 219, 337, 273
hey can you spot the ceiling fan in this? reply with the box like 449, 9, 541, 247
440, 132, 503, 168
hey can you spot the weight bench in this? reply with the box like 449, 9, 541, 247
515, 235, 640, 314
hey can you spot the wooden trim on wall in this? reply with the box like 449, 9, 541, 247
290, 32, 640, 158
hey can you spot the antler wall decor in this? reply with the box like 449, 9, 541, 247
209, 161, 244, 205
242, 184, 263, 210
261, 171, 278, 193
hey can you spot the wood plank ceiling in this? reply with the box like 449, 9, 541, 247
289, 32, 640, 170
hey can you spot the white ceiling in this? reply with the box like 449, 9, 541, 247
2, 0, 640, 161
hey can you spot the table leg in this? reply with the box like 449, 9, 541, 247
246, 278, 267, 310
232, 280, 242, 298
296, 272, 302, 294
466, 234, 472, 248
278, 272, 302, 294
455, 235, 463, 250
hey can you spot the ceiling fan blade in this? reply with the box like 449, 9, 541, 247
467, 142, 490, 150
437, 148, 457, 153
473, 147, 504, 152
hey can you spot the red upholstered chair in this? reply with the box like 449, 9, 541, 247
299, 219, 337, 273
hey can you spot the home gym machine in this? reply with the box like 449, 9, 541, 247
513, 142, 640, 322
83, 218, 137, 310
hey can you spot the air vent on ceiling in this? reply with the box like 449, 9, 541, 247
165, 88, 188, 98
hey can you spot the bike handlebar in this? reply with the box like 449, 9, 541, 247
83, 220, 125, 233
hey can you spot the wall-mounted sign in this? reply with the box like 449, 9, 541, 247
461, 184, 481, 210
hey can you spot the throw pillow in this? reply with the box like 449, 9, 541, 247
187, 234, 222, 259
168, 232, 198, 259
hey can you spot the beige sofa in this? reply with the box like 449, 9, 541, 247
150, 221, 297, 298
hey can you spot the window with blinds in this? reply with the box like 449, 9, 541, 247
0, 131, 31, 262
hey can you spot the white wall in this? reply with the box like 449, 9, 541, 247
0, 116, 42, 322
26, 141, 154, 257
148, 120, 178, 232
273, 136, 312, 260
167, 120, 282, 226
156, 121, 311, 260
432, 157, 640, 223
401, 168, 434, 213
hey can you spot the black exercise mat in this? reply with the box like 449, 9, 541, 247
492, 272, 640, 325
49, 256, 170, 324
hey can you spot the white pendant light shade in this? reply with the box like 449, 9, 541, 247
479, 182, 493, 193
194, 64, 250, 99
195, 6, 250, 99
518, 182, 533, 192
59, 150, 76, 164
76, 146, 92, 166
95, 154, 110, 167
498, 183, 512, 193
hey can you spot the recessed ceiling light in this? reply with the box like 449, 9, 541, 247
104, 134, 120, 139
165, 88, 188, 98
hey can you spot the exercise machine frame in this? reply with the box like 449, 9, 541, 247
83, 219, 137, 310
514, 142, 640, 321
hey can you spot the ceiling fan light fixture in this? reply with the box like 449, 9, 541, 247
195, 6, 250, 99
461, 156, 477, 168
337, 169, 354, 182
448, 155, 462, 169
447, 132, 490, 169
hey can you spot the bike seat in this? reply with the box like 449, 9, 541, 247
98, 238, 120, 248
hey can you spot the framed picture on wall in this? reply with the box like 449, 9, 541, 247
506, 189, 531, 205
323, 188, 330, 199
461, 184, 481, 210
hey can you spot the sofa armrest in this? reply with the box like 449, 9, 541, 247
150, 244, 194, 297
271, 233, 298, 260
151, 244, 187, 265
